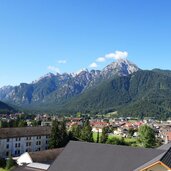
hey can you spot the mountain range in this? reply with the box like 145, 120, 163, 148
1, 59, 171, 119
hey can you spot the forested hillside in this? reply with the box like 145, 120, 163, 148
0, 101, 16, 114
61, 70, 171, 119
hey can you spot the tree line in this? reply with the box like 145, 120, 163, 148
0, 119, 41, 128
49, 119, 158, 149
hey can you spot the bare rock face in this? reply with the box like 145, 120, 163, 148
102, 58, 139, 78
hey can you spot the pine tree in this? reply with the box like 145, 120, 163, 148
96, 130, 100, 143
0, 157, 6, 168
6, 155, 15, 169
59, 121, 69, 147
49, 120, 69, 149
80, 119, 93, 142
138, 124, 156, 148
49, 120, 60, 148
71, 125, 81, 139
100, 127, 108, 143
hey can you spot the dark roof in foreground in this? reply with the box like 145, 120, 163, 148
134, 152, 166, 171
160, 147, 171, 168
135, 145, 171, 170
48, 141, 165, 171
0, 126, 51, 139
29, 148, 64, 164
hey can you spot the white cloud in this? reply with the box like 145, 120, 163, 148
58, 60, 67, 64
47, 66, 60, 73
89, 62, 98, 68
89, 50, 128, 69
96, 57, 106, 62
105, 50, 128, 60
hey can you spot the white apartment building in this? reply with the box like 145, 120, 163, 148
0, 126, 51, 158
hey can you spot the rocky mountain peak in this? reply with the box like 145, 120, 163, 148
32, 73, 55, 84
102, 58, 139, 77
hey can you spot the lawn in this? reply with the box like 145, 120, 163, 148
93, 132, 137, 146
93, 132, 102, 142
93, 132, 121, 141
0, 168, 8, 171
124, 137, 137, 145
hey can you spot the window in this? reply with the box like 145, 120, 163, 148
6, 144, 9, 149
36, 141, 41, 145
15, 150, 20, 155
37, 148, 41, 151
7, 138, 9, 142
26, 142, 31, 146
6, 151, 9, 157
26, 137, 31, 140
15, 143, 20, 148
15, 138, 21, 141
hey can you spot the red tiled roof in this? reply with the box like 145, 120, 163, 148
91, 122, 108, 126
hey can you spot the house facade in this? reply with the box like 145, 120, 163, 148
0, 126, 51, 158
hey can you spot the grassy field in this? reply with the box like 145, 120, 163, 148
93, 132, 102, 142
96, 112, 118, 118
93, 132, 137, 146
0, 168, 8, 171
124, 137, 137, 145
93, 132, 124, 141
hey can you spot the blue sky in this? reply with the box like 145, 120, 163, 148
0, 0, 171, 87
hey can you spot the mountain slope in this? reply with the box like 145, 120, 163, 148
60, 70, 171, 118
0, 101, 16, 114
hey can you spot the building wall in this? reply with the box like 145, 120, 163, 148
0, 135, 49, 158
